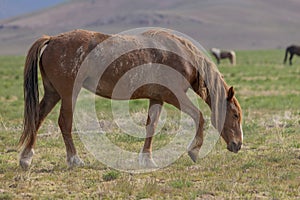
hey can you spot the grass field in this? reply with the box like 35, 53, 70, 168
0, 50, 299, 199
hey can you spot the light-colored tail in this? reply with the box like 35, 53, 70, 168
230, 51, 236, 66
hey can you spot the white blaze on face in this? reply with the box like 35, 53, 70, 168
230, 101, 243, 143
240, 124, 243, 142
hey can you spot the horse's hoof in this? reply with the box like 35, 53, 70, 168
67, 155, 84, 168
187, 139, 201, 163
139, 152, 158, 168
19, 149, 34, 170
20, 158, 32, 170
188, 150, 198, 163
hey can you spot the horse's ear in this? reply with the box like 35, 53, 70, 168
227, 86, 235, 101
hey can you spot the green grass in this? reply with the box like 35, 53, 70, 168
0, 50, 300, 199
102, 170, 120, 181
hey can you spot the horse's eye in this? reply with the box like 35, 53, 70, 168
233, 114, 239, 119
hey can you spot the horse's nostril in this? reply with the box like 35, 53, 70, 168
233, 142, 238, 150
229, 141, 242, 153
237, 142, 242, 150
227, 141, 242, 153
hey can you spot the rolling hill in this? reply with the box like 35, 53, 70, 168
0, 0, 300, 55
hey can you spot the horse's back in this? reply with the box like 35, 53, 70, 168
42, 29, 109, 67
40, 30, 110, 95
287, 45, 300, 55
39, 29, 200, 99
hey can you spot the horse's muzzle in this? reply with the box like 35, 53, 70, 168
227, 141, 242, 153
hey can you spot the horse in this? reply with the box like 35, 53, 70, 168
18, 29, 243, 170
211, 48, 236, 66
283, 45, 300, 65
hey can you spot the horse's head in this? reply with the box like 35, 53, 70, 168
221, 87, 243, 153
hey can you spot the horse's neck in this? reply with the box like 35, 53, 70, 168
198, 60, 228, 111
197, 78, 212, 109
202, 76, 229, 113
202, 85, 213, 110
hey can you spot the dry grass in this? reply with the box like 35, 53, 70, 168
0, 50, 300, 199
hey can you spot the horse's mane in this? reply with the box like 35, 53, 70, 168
141, 29, 225, 82
142, 29, 206, 66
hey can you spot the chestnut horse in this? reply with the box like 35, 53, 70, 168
19, 29, 243, 170
283, 45, 300, 65
211, 48, 236, 66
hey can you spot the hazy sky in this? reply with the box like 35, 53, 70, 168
0, 0, 66, 19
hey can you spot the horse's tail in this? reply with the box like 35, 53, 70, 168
19, 35, 51, 149
283, 47, 289, 64
230, 51, 236, 66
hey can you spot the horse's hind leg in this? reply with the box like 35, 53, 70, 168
139, 99, 163, 168
58, 97, 84, 167
20, 87, 60, 170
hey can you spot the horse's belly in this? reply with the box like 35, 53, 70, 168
83, 74, 175, 101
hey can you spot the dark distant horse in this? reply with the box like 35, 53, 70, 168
211, 48, 236, 66
19, 29, 243, 170
283, 45, 300, 65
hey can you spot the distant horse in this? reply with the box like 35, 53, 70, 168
211, 48, 236, 66
19, 29, 243, 170
283, 45, 300, 65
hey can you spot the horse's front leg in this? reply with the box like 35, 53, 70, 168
187, 111, 205, 162
165, 92, 205, 163
289, 53, 294, 65
180, 102, 205, 163
139, 99, 163, 168
58, 99, 84, 168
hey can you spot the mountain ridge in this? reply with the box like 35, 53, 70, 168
0, 0, 299, 55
